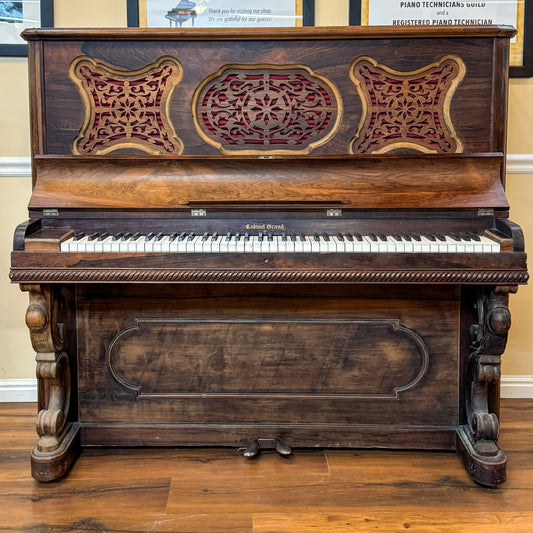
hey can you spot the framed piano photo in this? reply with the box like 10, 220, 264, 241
349, 0, 533, 77
0, 0, 53, 56
127, 0, 315, 28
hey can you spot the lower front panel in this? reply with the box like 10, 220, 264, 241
76, 284, 460, 449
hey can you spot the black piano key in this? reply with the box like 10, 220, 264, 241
267, 232, 273, 242
168, 232, 179, 242
258, 232, 264, 242
244, 232, 250, 241
410, 233, 422, 242
121, 232, 133, 241
201, 232, 209, 241
368, 233, 378, 242
392, 234, 402, 241
225, 232, 232, 241
435, 234, 446, 242
145, 232, 155, 241
281, 232, 287, 241
299, 233, 307, 241
376, 233, 387, 242
401, 233, 412, 241
353, 233, 363, 242
459, 233, 472, 241
470, 234, 481, 242
88, 232, 99, 241
130, 232, 141, 241
290, 234, 297, 242
337, 233, 345, 241
74, 232, 86, 241
234, 232, 241, 241
314, 233, 320, 242
322, 233, 330, 241
423, 233, 437, 241
345, 233, 354, 242
112, 232, 123, 241
449, 233, 462, 242
178, 232, 187, 241
154, 232, 164, 241
97, 232, 109, 241
187, 232, 195, 241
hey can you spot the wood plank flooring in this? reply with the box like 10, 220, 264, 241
0, 400, 531, 532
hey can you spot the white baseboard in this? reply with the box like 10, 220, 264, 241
0, 379, 37, 402
500, 375, 533, 398
1, 376, 532, 402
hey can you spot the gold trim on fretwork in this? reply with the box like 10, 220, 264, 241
69, 55, 184, 156
192, 63, 343, 155
348, 55, 466, 155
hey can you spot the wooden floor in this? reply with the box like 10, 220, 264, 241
0, 401, 532, 532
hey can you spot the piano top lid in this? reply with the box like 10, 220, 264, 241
28, 153, 509, 212
21, 25, 517, 42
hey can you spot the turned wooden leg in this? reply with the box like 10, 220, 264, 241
457, 285, 516, 487
21, 284, 80, 481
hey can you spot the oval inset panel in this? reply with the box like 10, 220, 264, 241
108, 318, 428, 399
192, 64, 342, 154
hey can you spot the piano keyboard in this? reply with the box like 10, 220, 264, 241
60, 231, 501, 253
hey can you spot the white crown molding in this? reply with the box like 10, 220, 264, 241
0, 376, 531, 402
1, 154, 533, 178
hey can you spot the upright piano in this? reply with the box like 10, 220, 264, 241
11, 26, 528, 486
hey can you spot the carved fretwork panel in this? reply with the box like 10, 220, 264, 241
21, 284, 71, 454
70, 56, 184, 155
193, 65, 342, 154
349, 55, 465, 154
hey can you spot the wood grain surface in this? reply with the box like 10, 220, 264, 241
0, 400, 531, 532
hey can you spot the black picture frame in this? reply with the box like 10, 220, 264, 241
0, 0, 53, 56
349, 0, 533, 77
127, 0, 315, 28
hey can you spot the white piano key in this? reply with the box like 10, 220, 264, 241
75, 236, 91, 252
61, 236, 75, 252
420, 236, 439, 253
479, 235, 500, 252
331, 236, 343, 253
127, 236, 144, 252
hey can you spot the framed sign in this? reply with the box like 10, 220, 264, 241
127, 0, 315, 28
350, 0, 533, 77
0, 0, 53, 56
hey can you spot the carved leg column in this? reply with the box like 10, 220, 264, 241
21, 284, 80, 481
457, 285, 516, 487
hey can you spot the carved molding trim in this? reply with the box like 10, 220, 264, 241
10, 269, 529, 284
70, 55, 184, 155
192, 64, 342, 154
349, 55, 465, 154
